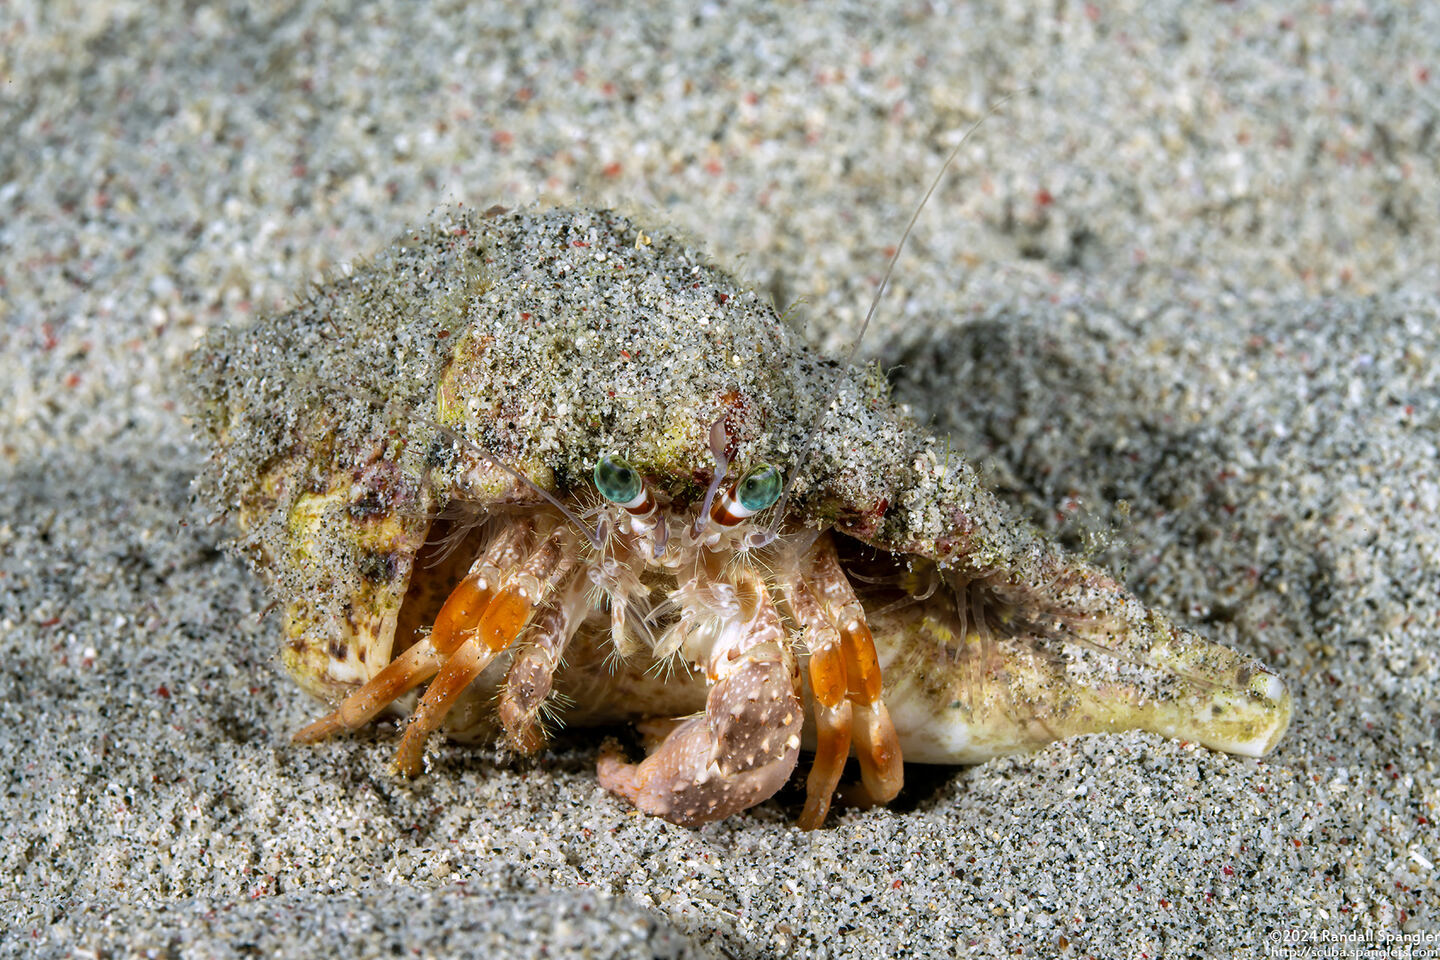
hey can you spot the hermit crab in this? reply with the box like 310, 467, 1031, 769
190, 203, 1292, 829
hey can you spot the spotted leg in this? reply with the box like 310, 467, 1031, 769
597, 567, 803, 826
293, 521, 532, 744
803, 532, 903, 811
496, 573, 591, 754
393, 523, 576, 775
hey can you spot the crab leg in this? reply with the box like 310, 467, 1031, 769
291, 641, 445, 744
497, 573, 592, 754
394, 524, 575, 775
597, 567, 803, 826
803, 533, 904, 807
425, 521, 532, 655
292, 522, 532, 743
783, 573, 854, 831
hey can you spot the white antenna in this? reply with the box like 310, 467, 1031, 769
749, 90, 1025, 549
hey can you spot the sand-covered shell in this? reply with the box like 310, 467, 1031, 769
190, 204, 1291, 825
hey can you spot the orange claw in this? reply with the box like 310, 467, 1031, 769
393, 526, 575, 776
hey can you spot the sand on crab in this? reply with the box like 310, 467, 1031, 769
189, 204, 1291, 828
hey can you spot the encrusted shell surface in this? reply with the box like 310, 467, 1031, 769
191, 204, 1290, 759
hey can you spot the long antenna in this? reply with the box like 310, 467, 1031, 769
750, 90, 1024, 549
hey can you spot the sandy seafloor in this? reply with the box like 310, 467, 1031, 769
2, 1, 1438, 957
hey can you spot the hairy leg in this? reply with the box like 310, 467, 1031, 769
394, 524, 575, 775
497, 574, 591, 754
293, 521, 531, 744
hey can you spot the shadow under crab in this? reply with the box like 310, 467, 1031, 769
189, 204, 1292, 829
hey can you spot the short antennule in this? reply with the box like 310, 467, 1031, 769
692, 418, 732, 538
761, 91, 1024, 541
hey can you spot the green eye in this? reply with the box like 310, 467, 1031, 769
594, 454, 643, 504
737, 464, 782, 512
